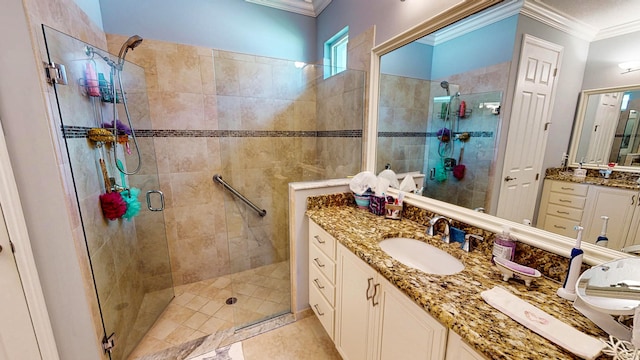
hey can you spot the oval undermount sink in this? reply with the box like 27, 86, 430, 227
379, 237, 464, 275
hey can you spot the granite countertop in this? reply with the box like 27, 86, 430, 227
545, 169, 640, 191
307, 206, 608, 360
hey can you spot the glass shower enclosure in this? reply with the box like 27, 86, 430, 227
43, 26, 174, 360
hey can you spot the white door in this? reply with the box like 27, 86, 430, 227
585, 93, 623, 164
0, 204, 42, 360
497, 34, 563, 223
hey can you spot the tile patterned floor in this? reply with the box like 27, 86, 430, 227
241, 316, 342, 360
128, 261, 291, 359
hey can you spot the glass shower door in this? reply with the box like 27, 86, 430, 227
43, 26, 174, 360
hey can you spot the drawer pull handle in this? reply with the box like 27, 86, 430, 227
372, 283, 380, 307
313, 304, 324, 316
556, 211, 570, 215
314, 235, 325, 244
554, 225, 567, 230
633, 195, 636, 206
366, 277, 374, 300
558, 199, 571, 203
313, 278, 325, 289
313, 258, 325, 268
560, 187, 574, 191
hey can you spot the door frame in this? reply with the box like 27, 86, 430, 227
0, 118, 59, 359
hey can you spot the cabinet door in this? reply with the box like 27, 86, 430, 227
583, 187, 636, 250
376, 277, 447, 360
624, 204, 640, 249
445, 332, 488, 360
336, 245, 377, 360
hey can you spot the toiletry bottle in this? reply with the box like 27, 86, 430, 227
492, 225, 517, 263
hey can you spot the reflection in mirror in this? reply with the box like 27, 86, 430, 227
370, 0, 640, 263
572, 87, 640, 168
376, 11, 512, 211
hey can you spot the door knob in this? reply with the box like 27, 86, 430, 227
504, 176, 517, 181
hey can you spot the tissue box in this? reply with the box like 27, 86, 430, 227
369, 195, 393, 215
354, 193, 371, 209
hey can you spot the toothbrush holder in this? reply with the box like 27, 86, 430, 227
384, 204, 402, 220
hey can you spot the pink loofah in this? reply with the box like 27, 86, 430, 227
100, 192, 127, 220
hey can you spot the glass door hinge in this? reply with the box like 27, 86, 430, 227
43, 62, 68, 85
102, 332, 115, 354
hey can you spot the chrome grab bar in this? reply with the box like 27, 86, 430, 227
213, 174, 267, 217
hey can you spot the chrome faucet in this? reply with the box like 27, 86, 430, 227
427, 216, 451, 243
461, 234, 483, 252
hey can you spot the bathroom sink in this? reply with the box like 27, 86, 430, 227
379, 237, 464, 275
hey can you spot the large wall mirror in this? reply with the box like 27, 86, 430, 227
366, 0, 640, 263
570, 85, 640, 169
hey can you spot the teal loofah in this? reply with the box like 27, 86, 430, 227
117, 159, 142, 220
435, 159, 447, 182
121, 187, 141, 220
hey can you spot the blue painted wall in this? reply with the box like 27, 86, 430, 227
99, 0, 317, 62
380, 41, 433, 80
431, 15, 518, 79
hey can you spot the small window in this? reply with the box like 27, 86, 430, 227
324, 26, 349, 78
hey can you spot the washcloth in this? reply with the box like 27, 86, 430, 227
481, 286, 604, 360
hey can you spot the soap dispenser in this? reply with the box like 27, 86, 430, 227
492, 225, 517, 263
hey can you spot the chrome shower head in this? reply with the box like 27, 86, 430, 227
440, 81, 450, 96
117, 35, 143, 65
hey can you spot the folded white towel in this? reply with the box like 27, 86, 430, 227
481, 286, 604, 360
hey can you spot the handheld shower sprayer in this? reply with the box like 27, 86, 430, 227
117, 35, 143, 68
440, 81, 450, 96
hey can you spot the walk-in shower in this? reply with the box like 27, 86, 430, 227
43, 25, 365, 360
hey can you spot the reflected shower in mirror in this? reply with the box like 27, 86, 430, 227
376, 14, 511, 211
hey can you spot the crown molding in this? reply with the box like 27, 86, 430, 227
245, 0, 332, 17
521, 0, 597, 41
417, 0, 640, 47
419, 0, 522, 46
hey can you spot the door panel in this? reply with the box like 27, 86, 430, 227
497, 35, 563, 223
0, 204, 42, 360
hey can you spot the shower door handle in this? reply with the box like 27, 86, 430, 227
146, 190, 165, 211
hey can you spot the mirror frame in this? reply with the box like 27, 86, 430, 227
364, 0, 628, 265
568, 84, 640, 172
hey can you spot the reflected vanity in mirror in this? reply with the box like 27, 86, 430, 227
570, 86, 640, 169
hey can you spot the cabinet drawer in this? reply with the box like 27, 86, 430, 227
550, 181, 589, 196
548, 192, 586, 209
542, 215, 581, 238
309, 220, 336, 259
546, 203, 583, 221
310, 243, 336, 283
309, 262, 335, 306
310, 282, 334, 339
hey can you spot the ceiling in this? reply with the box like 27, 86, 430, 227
534, 0, 640, 40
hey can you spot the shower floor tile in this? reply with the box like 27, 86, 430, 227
128, 261, 290, 360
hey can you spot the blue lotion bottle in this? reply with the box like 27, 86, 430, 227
557, 226, 584, 301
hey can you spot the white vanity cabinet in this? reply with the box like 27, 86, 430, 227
537, 180, 589, 238
308, 220, 337, 339
538, 179, 640, 250
335, 241, 447, 360
581, 185, 637, 250
445, 332, 489, 360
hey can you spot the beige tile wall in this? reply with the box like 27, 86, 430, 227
107, 34, 368, 291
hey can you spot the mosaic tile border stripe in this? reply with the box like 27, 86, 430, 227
378, 131, 494, 138
61, 126, 362, 138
